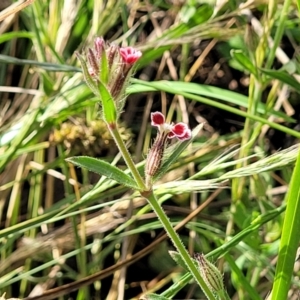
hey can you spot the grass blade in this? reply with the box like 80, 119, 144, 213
270, 148, 300, 300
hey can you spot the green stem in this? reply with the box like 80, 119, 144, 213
232, 77, 263, 201
144, 190, 216, 300
106, 104, 214, 298
265, 0, 292, 69
108, 123, 146, 190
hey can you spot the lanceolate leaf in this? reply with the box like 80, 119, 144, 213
98, 84, 117, 123
139, 294, 170, 300
231, 49, 258, 77
66, 156, 138, 189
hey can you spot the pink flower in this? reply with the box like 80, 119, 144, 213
77, 37, 142, 119
145, 111, 192, 187
120, 47, 142, 64
151, 112, 191, 141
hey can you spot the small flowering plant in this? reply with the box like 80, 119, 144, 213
76, 37, 142, 122
68, 37, 216, 299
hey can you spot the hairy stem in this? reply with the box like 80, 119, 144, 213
108, 122, 146, 191
143, 190, 216, 300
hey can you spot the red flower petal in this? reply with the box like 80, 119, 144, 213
151, 112, 165, 126
168, 131, 175, 138
120, 47, 142, 64
168, 129, 191, 140
177, 129, 192, 141
171, 123, 189, 137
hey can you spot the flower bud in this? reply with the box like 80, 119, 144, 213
109, 46, 142, 105
145, 112, 192, 188
120, 47, 142, 65
94, 37, 105, 59
194, 253, 224, 295
87, 48, 99, 77
76, 38, 142, 120
107, 43, 118, 70
145, 132, 168, 178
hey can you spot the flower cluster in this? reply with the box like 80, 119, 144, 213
145, 112, 192, 188
76, 37, 142, 117
150, 112, 192, 141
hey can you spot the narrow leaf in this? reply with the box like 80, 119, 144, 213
260, 68, 300, 92
161, 273, 191, 299
100, 47, 109, 84
0, 54, 81, 72
128, 79, 295, 123
271, 149, 300, 300
66, 156, 138, 189
231, 50, 258, 77
224, 253, 261, 300
98, 84, 117, 123
139, 294, 170, 300
169, 250, 190, 270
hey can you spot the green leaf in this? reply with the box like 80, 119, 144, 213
179, 5, 196, 23
128, 79, 295, 123
0, 31, 34, 43
66, 156, 138, 189
271, 149, 300, 300
225, 253, 261, 300
230, 49, 258, 77
100, 47, 109, 84
260, 68, 300, 92
0, 54, 80, 72
169, 250, 191, 270
160, 273, 191, 299
190, 4, 214, 25
98, 84, 117, 123
139, 294, 170, 300
180, 4, 213, 25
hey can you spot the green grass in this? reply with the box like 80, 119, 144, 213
0, 0, 300, 299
